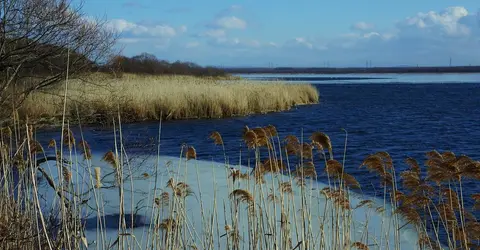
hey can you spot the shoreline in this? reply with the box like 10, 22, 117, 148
225, 66, 480, 74
14, 74, 319, 129
30, 102, 319, 131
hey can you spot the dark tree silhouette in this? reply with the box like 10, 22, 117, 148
102, 52, 227, 77
0, 0, 117, 118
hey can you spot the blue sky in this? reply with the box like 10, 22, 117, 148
80, 0, 480, 67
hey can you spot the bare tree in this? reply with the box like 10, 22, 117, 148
0, 0, 117, 119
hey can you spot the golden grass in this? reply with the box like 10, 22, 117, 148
3, 119, 480, 249
19, 73, 319, 125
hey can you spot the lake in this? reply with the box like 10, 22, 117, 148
35, 73, 480, 248
38, 73, 480, 194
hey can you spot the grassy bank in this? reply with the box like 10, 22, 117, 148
18, 74, 319, 125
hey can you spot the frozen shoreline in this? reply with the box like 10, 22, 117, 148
37, 153, 420, 249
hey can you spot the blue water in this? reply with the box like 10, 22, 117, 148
37, 74, 480, 195
37, 74, 480, 209
34, 73, 480, 247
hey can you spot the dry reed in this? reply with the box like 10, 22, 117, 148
3, 115, 480, 250
18, 73, 319, 125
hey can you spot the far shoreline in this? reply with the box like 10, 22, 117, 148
225, 65, 480, 75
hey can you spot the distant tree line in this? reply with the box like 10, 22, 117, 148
224, 66, 480, 74
99, 52, 227, 77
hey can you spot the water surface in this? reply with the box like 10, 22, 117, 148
38, 73, 480, 196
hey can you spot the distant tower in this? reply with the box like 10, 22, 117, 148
449, 57, 452, 67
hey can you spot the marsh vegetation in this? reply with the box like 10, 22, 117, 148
18, 73, 319, 125
1, 119, 479, 249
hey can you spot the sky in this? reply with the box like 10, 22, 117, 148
79, 0, 480, 67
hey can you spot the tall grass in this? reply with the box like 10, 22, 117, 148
18, 74, 319, 125
1, 72, 479, 250
2, 114, 479, 249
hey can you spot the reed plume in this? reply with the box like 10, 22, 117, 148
167, 178, 175, 189
171, 181, 193, 198
360, 153, 393, 187
442, 188, 460, 210
155, 192, 170, 207
264, 124, 278, 137
48, 139, 56, 148
472, 193, 480, 210
229, 168, 249, 183
186, 146, 197, 160
310, 131, 333, 159
243, 129, 258, 149
395, 206, 421, 226
375, 151, 393, 169
298, 143, 313, 159
229, 189, 254, 205
293, 162, 317, 179
63, 128, 75, 149
325, 159, 343, 176
436, 203, 456, 226
261, 158, 286, 173
280, 182, 293, 194
268, 193, 279, 203
342, 173, 360, 189
252, 127, 270, 148
159, 218, 177, 231
30, 140, 44, 154
78, 140, 92, 160
351, 242, 369, 250
425, 150, 460, 184
322, 187, 350, 210
405, 157, 421, 173
324, 159, 360, 188
353, 200, 374, 209
63, 166, 72, 184
465, 222, 480, 241
284, 135, 300, 155
103, 151, 118, 168
456, 155, 480, 179
442, 151, 456, 162
209, 131, 224, 145
400, 170, 421, 192
360, 154, 385, 174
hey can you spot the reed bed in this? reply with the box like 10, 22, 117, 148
18, 74, 319, 125
2, 115, 479, 249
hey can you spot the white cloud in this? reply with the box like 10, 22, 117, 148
268, 42, 278, 47
351, 22, 374, 31
108, 19, 177, 38
179, 25, 188, 33
202, 29, 226, 39
398, 6, 471, 37
363, 32, 381, 38
213, 16, 247, 29
210, 38, 261, 48
294, 37, 313, 49
148, 25, 177, 37
282, 37, 328, 51
114, 6, 480, 67
118, 38, 141, 44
